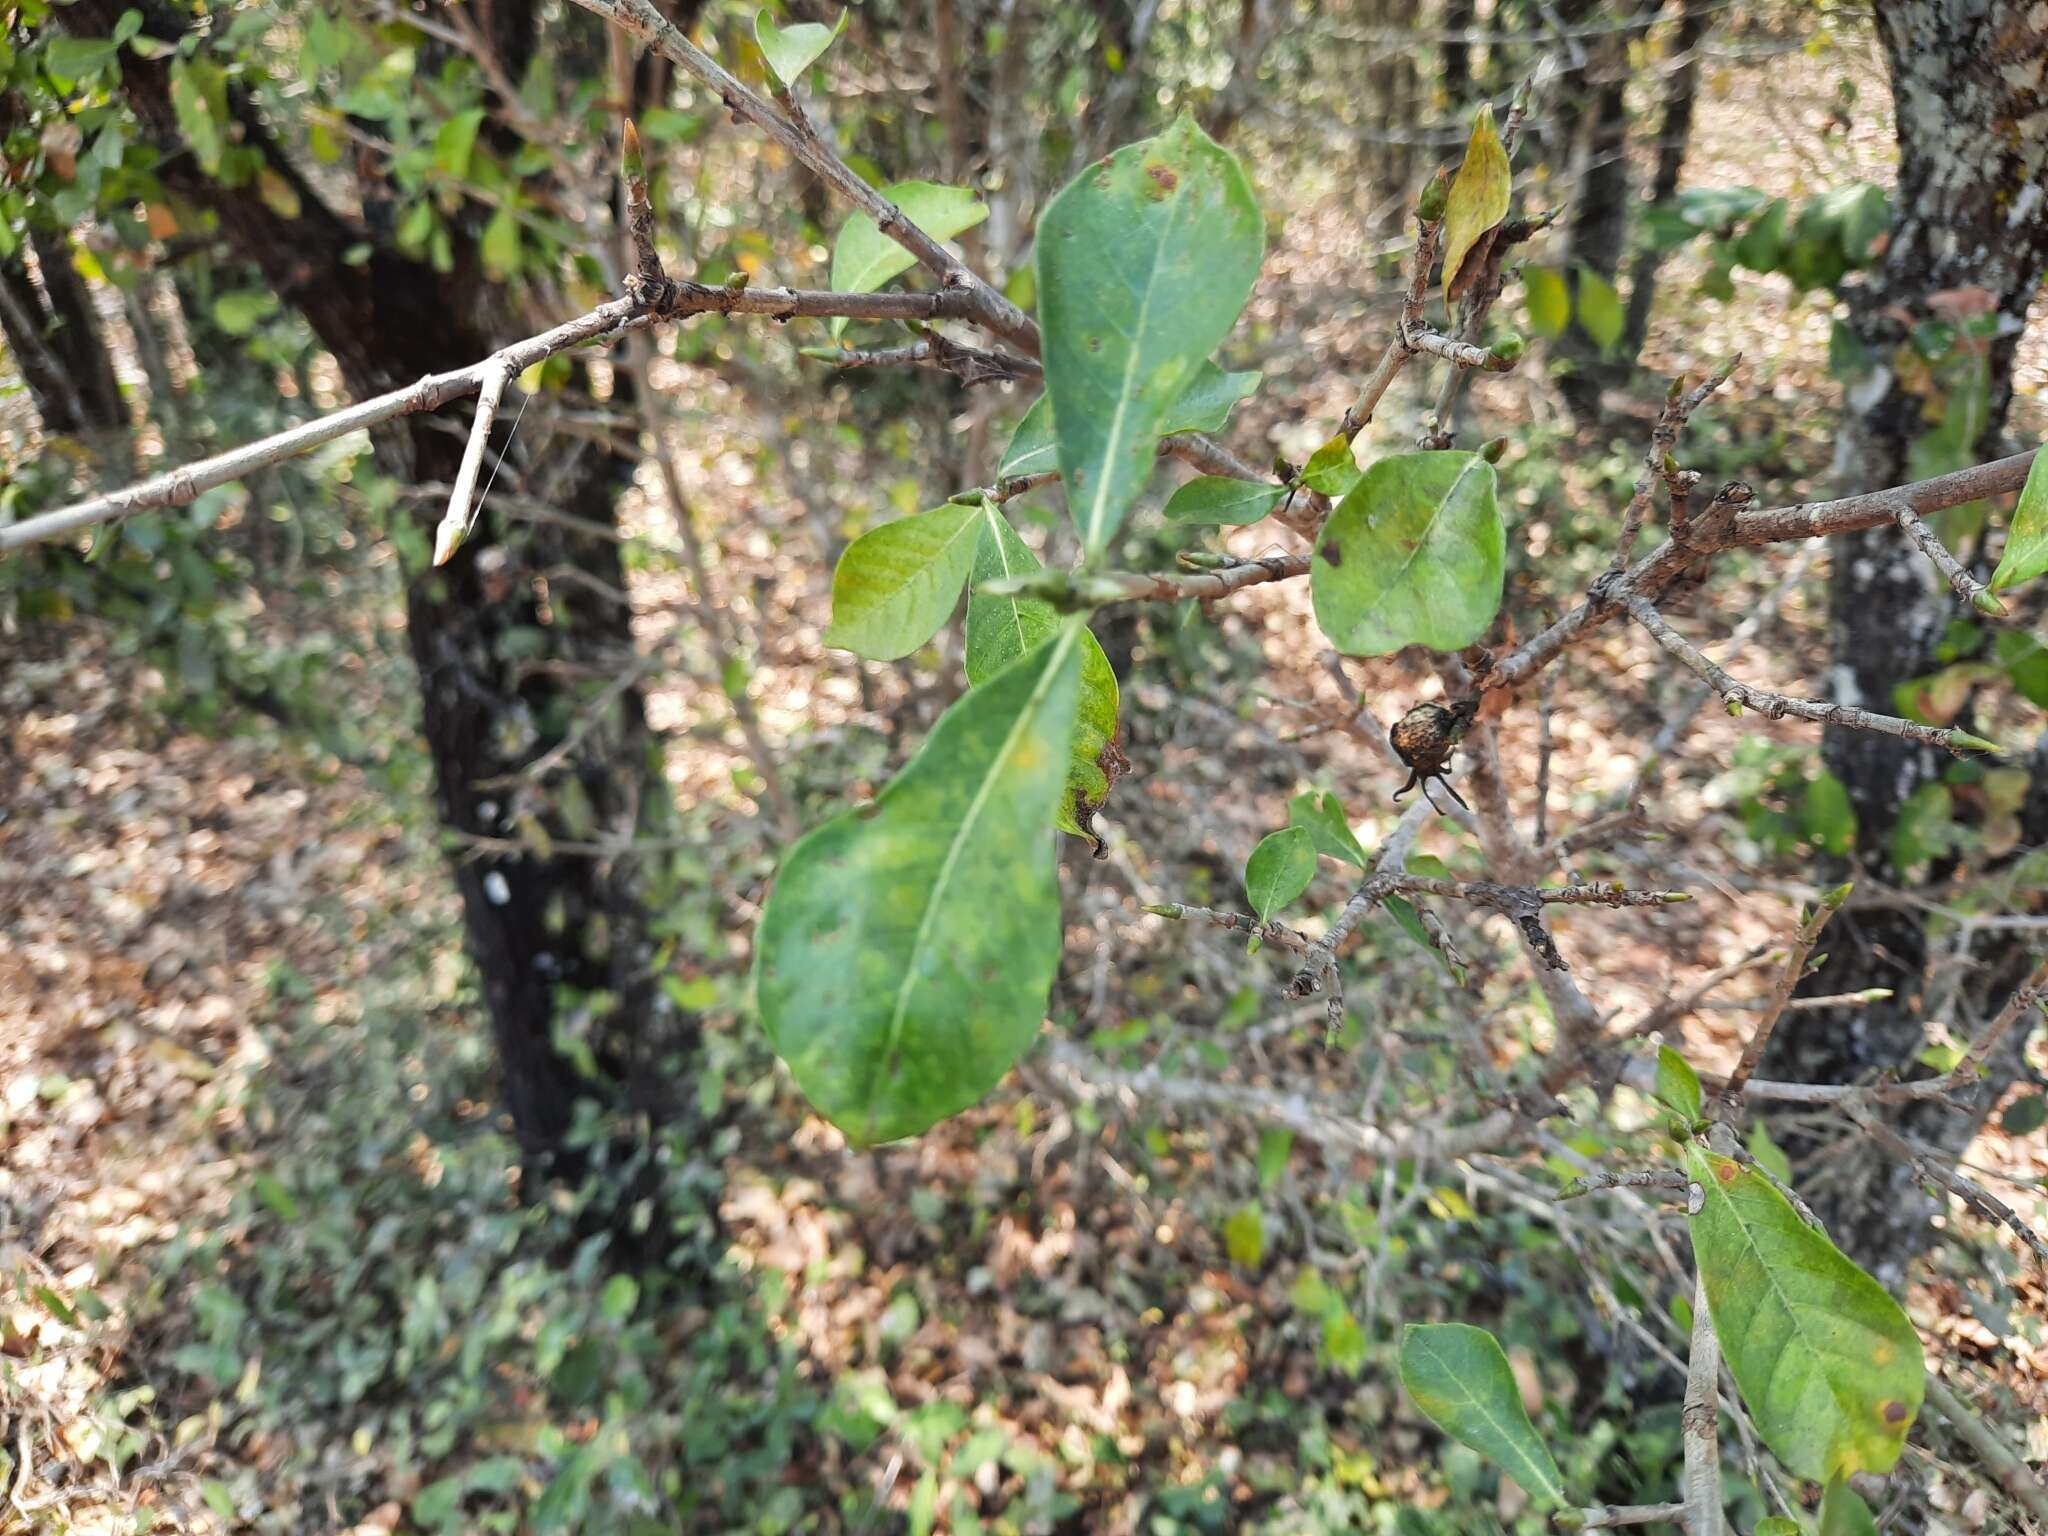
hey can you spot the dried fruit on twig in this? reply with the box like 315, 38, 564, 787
1390, 697, 1479, 814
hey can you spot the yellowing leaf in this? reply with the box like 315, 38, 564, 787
256, 169, 301, 220
1685, 1147, 1924, 1480
1440, 105, 1511, 308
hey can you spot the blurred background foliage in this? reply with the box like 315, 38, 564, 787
3, 0, 2046, 1531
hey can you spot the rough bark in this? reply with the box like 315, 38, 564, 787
62, 0, 695, 1179
1760, 0, 2048, 1278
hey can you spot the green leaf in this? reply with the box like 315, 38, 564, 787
480, 205, 520, 281
1440, 105, 1511, 308
964, 504, 1120, 841
1288, 790, 1367, 868
1523, 265, 1569, 339
1746, 1120, 1793, 1185
1161, 475, 1284, 525
1312, 451, 1504, 657
211, 289, 278, 337
1801, 771, 1856, 857
1399, 1323, 1566, 1507
1038, 113, 1264, 555
1753, 1520, 1803, 1536
753, 5, 846, 87
169, 57, 226, 175
1994, 630, 2048, 708
1158, 363, 1262, 435
1733, 196, 1791, 273
824, 503, 982, 660
1324, 1308, 1367, 1374
1256, 1126, 1293, 1187
1818, 1477, 1878, 1536
1988, 449, 2048, 592
1000, 363, 1259, 483
1654, 1045, 1703, 1120
2001, 1092, 2047, 1137
1300, 433, 1362, 499
1385, 894, 1431, 951
255, 169, 301, 220
44, 33, 119, 85
755, 625, 1085, 1143
1684, 1146, 1924, 1480
1245, 827, 1315, 923
1223, 1202, 1265, 1267
599, 1273, 639, 1321
829, 181, 986, 336
432, 106, 485, 177
999, 394, 1056, 477
202, 1480, 237, 1521
1576, 267, 1624, 352
250, 1171, 300, 1221
1889, 781, 1955, 877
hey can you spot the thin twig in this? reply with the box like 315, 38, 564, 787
1555, 1168, 1690, 1201
810, 333, 1040, 384
1143, 901, 1312, 953
1842, 1102, 2048, 1268
1607, 358, 1739, 578
562, 0, 1039, 353
434, 356, 513, 565
1893, 497, 2006, 617
1715, 883, 1849, 1112
1039, 1038, 1521, 1163
1625, 590, 1996, 756
1951, 952, 2048, 1082
1924, 1379, 2048, 1527
1557, 1502, 1689, 1531
1680, 1261, 1724, 1534
1481, 448, 2040, 698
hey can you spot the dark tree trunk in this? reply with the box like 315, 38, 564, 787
1439, 0, 1475, 108
63, 0, 698, 1181
0, 226, 124, 437
1368, 0, 1417, 204
1620, 0, 1712, 357
1758, 0, 2048, 1281
1553, 4, 1644, 423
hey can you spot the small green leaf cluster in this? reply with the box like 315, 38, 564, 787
1638, 181, 1890, 298
760, 113, 1268, 1143
1407, 1046, 1923, 1531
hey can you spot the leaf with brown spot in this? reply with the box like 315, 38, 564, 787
1683, 1146, 1924, 1481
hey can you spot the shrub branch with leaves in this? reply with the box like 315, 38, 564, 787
10, 7, 2048, 1530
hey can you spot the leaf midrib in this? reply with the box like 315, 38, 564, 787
1075, 159, 1200, 553
1411, 1337, 1563, 1501
1700, 1156, 1899, 1460
1351, 454, 1488, 635
865, 622, 1078, 1138
978, 501, 1034, 665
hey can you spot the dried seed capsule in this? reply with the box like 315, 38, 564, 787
1389, 697, 1479, 814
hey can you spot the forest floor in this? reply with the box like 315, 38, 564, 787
7, 23, 2048, 1536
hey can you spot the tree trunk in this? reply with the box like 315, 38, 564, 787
1620, 0, 1713, 357
1439, 0, 1475, 109
0, 226, 124, 437
63, 0, 697, 1182
1759, 0, 2048, 1280
1553, 5, 1646, 423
